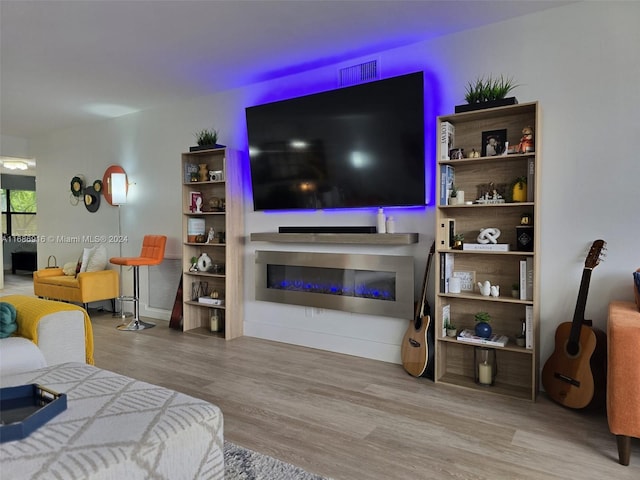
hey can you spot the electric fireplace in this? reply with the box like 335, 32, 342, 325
255, 251, 413, 318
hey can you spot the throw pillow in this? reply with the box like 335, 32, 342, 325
79, 246, 96, 273
85, 244, 108, 272
0, 302, 17, 338
634, 270, 640, 312
63, 261, 77, 276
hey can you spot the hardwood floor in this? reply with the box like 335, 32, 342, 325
85, 311, 639, 480
1, 271, 637, 479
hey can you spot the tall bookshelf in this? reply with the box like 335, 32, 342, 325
434, 102, 540, 401
181, 147, 243, 339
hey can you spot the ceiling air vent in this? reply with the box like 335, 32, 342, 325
339, 60, 379, 87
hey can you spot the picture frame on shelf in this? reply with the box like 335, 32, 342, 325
453, 270, 476, 292
481, 129, 507, 156
189, 192, 203, 213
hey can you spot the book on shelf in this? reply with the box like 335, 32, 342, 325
525, 305, 533, 349
519, 258, 534, 300
527, 157, 535, 202
457, 329, 509, 347
462, 243, 510, 251
437, 218, 455, 249
439, 252, 454, 293
439, 121, 455, 161
439, 165, 455, 205
441, 304, 451, 338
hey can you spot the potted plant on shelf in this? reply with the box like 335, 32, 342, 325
448, 185, 458, 205
452, 233, 464, 250
190, 128, 224, 152
512, 283, 520, 298
456, 74, 519, 113
511, 176, 527, 202
445, 319, 457, 337
474, 311, 492, 338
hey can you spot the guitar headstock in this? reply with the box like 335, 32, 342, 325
585, 239, 607, 269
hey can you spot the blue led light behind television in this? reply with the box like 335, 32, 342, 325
245, 71, 425, 211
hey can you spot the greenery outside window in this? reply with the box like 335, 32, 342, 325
1, 189, 37, 236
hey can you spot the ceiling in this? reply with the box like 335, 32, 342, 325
0, 0, 572, 140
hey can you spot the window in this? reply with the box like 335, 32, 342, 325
1, 189, 37, 236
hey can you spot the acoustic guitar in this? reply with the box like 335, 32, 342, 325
169, 277, 183, 330
542, 239, 607, 409
401, 241, 436, 379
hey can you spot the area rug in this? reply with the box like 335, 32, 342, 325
224, 441, 329, 480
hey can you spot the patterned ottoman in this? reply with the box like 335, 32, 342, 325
0, 363, 224, 479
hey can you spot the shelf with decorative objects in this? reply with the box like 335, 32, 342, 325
180, 146, 243, 339
434, 101, 540, 401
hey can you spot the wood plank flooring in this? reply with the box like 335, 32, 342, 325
1, 272, 637, 480
86, 310, 640, 480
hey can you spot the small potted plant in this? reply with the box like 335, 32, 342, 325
474, 311, 492, 338
445, 319, 457, 337
456, 74, 519, 113
191, 128, 223, 152
452, 233, 464, 250
511, 283, 520, 298
511, 176, 527, 202
448, 185, 458, 205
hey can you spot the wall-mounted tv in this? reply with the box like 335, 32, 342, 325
245, 71, 425, 211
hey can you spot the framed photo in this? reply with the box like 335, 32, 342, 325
453, 270, 476, 292
189, 191, 203, 212
481, 129, 507, 157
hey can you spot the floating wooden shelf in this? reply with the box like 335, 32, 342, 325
250, 232, 419, 245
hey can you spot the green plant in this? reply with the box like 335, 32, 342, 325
514, 176, 527, 188
464, 75, 518, 104
450, 185, 458, 197
454, 233, 464, 241
194, 128, 218, 146
512, 283, 520, 290
444, 318, 456, 330
474, 311, 492, 323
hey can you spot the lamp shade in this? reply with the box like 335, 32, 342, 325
111, 172, 127, 205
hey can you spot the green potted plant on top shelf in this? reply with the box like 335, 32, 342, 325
190, 128, 225, 152
456, 74, 519, 113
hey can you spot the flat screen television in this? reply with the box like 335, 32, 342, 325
245, 71, 425, 211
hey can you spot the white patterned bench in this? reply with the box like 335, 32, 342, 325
0, 363, 224, 479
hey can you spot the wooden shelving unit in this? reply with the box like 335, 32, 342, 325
180, 147, 243, 339
434, 102, 540, 401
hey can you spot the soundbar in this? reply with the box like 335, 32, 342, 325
278, 226, 377, 234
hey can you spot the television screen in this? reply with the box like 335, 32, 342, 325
245, 71, 425, 211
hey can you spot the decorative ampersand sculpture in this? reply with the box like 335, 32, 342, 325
477, 227, 501, 244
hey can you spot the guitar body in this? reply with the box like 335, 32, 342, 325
169, 277, 183, 330
542, 322, 602, 409
542, 239, 608, 409
401, 241, 436, 379
401, 315, 434, 378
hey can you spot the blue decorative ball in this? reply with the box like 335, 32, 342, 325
475, 321, 492, 338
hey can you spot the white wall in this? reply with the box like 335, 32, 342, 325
28, 2, 639, 365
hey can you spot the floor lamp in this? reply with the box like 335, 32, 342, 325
109, 170, 128, 317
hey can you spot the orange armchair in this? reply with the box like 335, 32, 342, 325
607, 300, 640, 465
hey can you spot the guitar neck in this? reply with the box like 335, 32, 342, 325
569, 268, 593, 342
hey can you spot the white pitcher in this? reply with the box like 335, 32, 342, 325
477, 280, 491, 296
490, 285, 500, 297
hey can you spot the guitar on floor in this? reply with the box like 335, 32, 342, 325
542, 239, 607, 409
401, 240, 436, 379
169, 277, 183, 330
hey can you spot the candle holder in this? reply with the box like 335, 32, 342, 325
474, 346, 497, 386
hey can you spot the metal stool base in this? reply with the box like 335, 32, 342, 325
117, 318, 156, 331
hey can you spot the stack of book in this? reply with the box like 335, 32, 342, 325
456, 329, 509, 347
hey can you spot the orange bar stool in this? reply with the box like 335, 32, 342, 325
110, 235, 167, 331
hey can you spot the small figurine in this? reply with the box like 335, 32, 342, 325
207, 227, 215, 243
195, 196, 203, 213
518, 126, 535, 153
